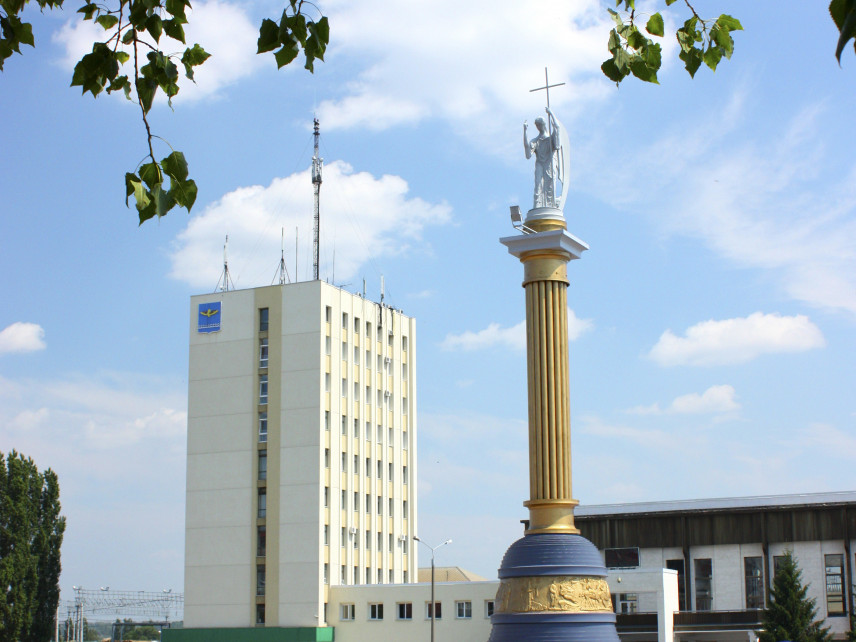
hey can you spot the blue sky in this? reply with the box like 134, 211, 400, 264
1, 0, 855, 604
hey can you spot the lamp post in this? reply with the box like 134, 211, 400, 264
414, 536, 451, 642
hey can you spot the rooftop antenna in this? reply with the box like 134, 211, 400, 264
312, 118, 323, 281
274, 227, 291, 285
217, 234, 235, 292
380, 275, 385, 305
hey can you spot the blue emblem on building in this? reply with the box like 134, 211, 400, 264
198, 302, 221, 333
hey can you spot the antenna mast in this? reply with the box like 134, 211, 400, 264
311, 118, 323, 281
217, 234, 235, 292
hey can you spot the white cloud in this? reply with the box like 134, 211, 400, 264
317, 0, 620, 156
648, 312, 825, 367
53, 1, 265, 103
440, 308, 592, 351
579, 99, 856, 315
628, 385, 740, 415
0, 322, 46, 354
169, 160, 451, 288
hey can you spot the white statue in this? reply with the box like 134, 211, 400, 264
524, 107, 560, 209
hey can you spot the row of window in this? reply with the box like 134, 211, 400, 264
329, 307, 408, 351
606, 547, 847, 614
325, 449, 408, 481
323, 487, 408, 515
328, 414, 410, 447
341, 600, 492, 622
324, 564, 407, 586
326, 526, 408, 553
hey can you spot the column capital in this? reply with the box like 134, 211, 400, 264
500, 229, 589, 262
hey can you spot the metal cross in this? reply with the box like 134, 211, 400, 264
529, 67, 565, 111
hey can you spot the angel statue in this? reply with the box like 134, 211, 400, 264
523, 106, 569, 211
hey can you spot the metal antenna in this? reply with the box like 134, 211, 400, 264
312, 118, 323, 281
274, 227, 291, 285
217, 235, 235, 292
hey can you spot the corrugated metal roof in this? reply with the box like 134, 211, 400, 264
576, 490, 856, 517
417, 566, 487, 582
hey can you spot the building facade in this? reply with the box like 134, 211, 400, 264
577, 492, 856, 641
181, 281, 417, 637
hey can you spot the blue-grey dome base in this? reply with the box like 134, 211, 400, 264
487, 533, 620, 642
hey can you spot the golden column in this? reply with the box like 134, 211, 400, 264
504, 212, 587, 535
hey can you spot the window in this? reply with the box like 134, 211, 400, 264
366, 493, 371, 513
258, 338, 269, 369
666, 559, 686, 611
325, 411, 330, 431
826, 554, 845, 615
259, 375, 268, 405
485, 600, 495, 618
325, 335, 331, 355
259, 308, 269, 332
325, 306, 331, 323
257, 488, 266, 518
366, 530, 371, 548
377, 460, 383, 479
324, 563, 329, 584
342, 378, 347, 397
377, 496, 383, 515
258, 412, 268, 443
257, 526, 266, 557
354, 420, 359, 438
402, 397, 408, 414
341, 452, 347, 472
341, 565, 346, 584
389, 533, 393, 550
402, 538, 408, 555
354, 381, 359, 398
404, 571, 408, 583
773, 554, 787, 580
403, 500, 408, 515
365, 422, 371, 441
389, 427, 393, 444
389, 462, 393, 479
402, 362, 408, 379
744, 556, 764, 609
256, 603, 265, 625
256, 564, 266, 596
616, 593, 637, 614
324, 448, 330, 468
365, 457, 370, 476
377, 568, 383, 584
341, 526, 346, 546
325, 373, 330, 392
377, 389, 382, 405
340, 604, 355, 621
389, 498, 393, 515
342, 312, 348, 329
397, 602, 413, 620
456, 601, 472, 619
355, 317, 360, 333
354, 565, 359, 581
369, 603, 384, 621
426, 602, 442, 619
341, 415, 347, 435
403, 465, 408, 484
324, 486, 329, 507
389, 569, 394, 583
366, 321, 371, 336
694, 558, 713, 611
354, 346, 360, 364
324, 525, 329, 546
378, 532, 383, 551
342, 342, 347, 360
354, 490, 358, 509
341, 490, 346, 510
366, 567, 371, 584
604, 547, 640, 569
258, 450, 267, 481
403, 431, 409, 449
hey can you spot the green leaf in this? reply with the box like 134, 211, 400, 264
627, 28, 647, 51
665, 0, 678, 5
95, 14, 119, 30
273, 43, 299, 68
710, 24, 735, 58
161, 150, 189, 182
71, 42, 120, 97
607, 29, 621, 53
165, 0, 189, 22
630, 58, 658, 83
163, 18, 186, 43
679, 47, 703, 77
703, 44, 722, 70
78, 3, 98, 20
122, 28, 136, 44
139, 161, 161, 189
169, 177, 197, 210
607, 8, 623, 28
716, 14, 743, 32
646, 13, 664, 37
180, 43, 210, 80
115, 51, 129, 64
257, 18, 280, 53
835, 1, 856, 62
146, 14, 163, 43
601, 58, 626, 83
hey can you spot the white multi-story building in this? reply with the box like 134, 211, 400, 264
181, 280, 417, 640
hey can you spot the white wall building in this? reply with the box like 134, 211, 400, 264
181, 281, 417, 638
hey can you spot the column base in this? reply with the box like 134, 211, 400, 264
524, 498, 580, 534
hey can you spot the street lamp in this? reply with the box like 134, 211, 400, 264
414, 536, 452, 642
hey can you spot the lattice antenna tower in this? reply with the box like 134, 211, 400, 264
311, 118, 323, 281
217, 234, 235, 292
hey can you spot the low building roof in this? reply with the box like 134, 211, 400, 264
417, 566, 487, 583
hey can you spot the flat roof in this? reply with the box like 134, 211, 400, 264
576, 490, 856, 517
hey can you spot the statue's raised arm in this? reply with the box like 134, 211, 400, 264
524, 121, 532, 160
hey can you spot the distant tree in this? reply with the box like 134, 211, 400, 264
759, 551, 832, 642
0, 451, 66, 642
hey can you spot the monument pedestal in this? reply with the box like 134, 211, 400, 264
489, 207, 618, 641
